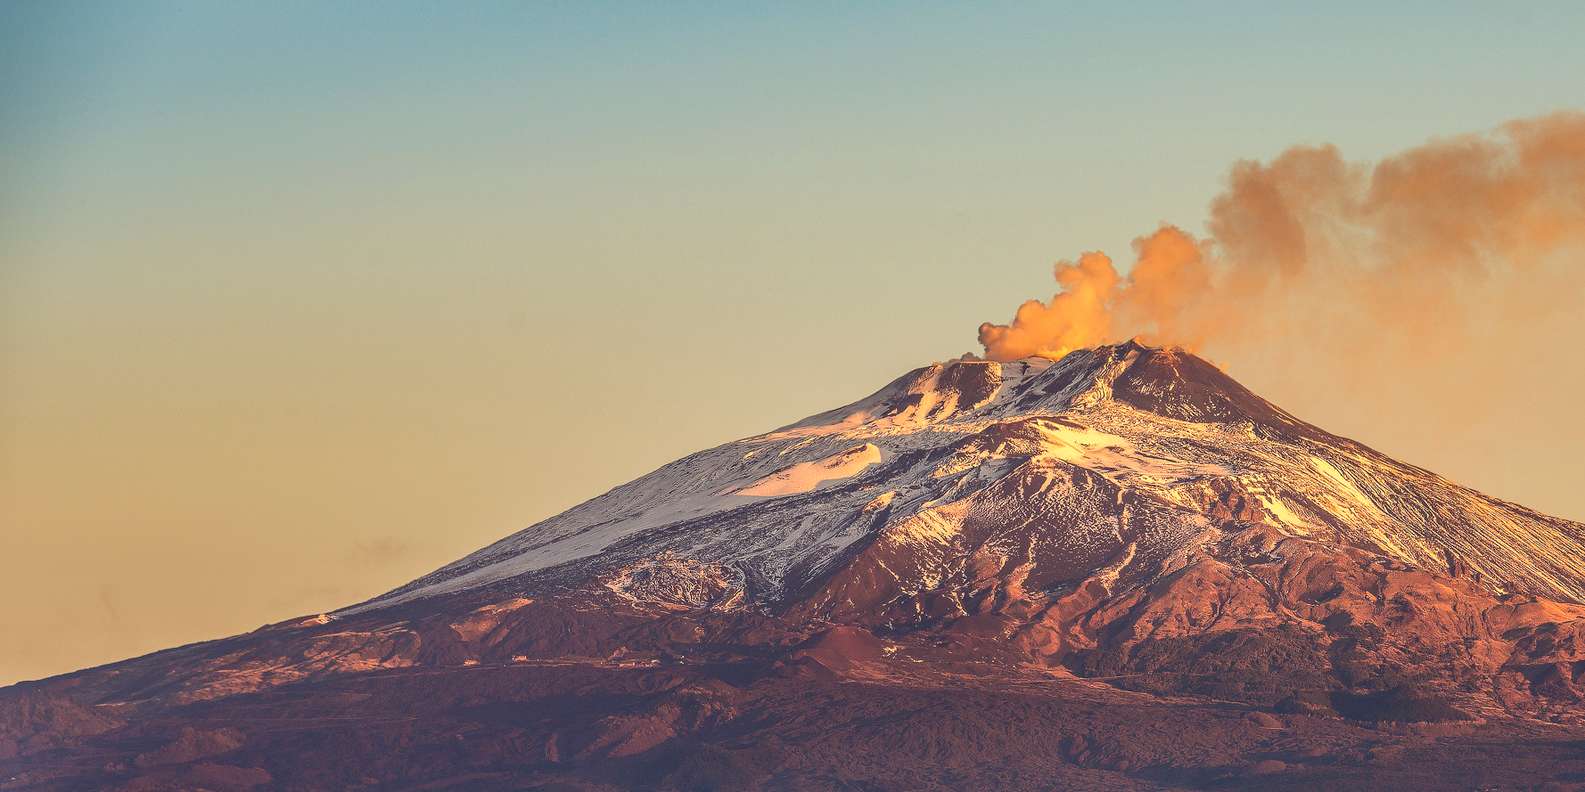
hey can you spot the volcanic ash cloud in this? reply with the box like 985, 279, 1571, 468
978, 112, 1585, 365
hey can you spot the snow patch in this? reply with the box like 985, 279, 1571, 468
735, 443, 883, 497
883, 499, 970, 548
1309, 456, 1380, 513
1030, 420, 1226, 482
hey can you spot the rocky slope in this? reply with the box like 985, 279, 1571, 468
8, 341, 1585, 791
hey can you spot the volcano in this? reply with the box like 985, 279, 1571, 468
9, 342, 1585, 790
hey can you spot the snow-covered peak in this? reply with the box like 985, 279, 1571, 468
344, 342, 1585, 615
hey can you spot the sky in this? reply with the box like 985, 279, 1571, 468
3, 2, 1584, 685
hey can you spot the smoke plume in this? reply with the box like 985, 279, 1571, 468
979, 112, 1585, 363
977, 112, 1585, 519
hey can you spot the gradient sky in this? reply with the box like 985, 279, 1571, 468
4, 2, 1584, 685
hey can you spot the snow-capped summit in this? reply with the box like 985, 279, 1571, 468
350, 341, 1585, 613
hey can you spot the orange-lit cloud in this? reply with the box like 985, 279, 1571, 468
979, 112, 1585, 365
977, 251, 1120, 359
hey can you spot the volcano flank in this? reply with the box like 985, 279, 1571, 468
9, 342, 1585, 790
